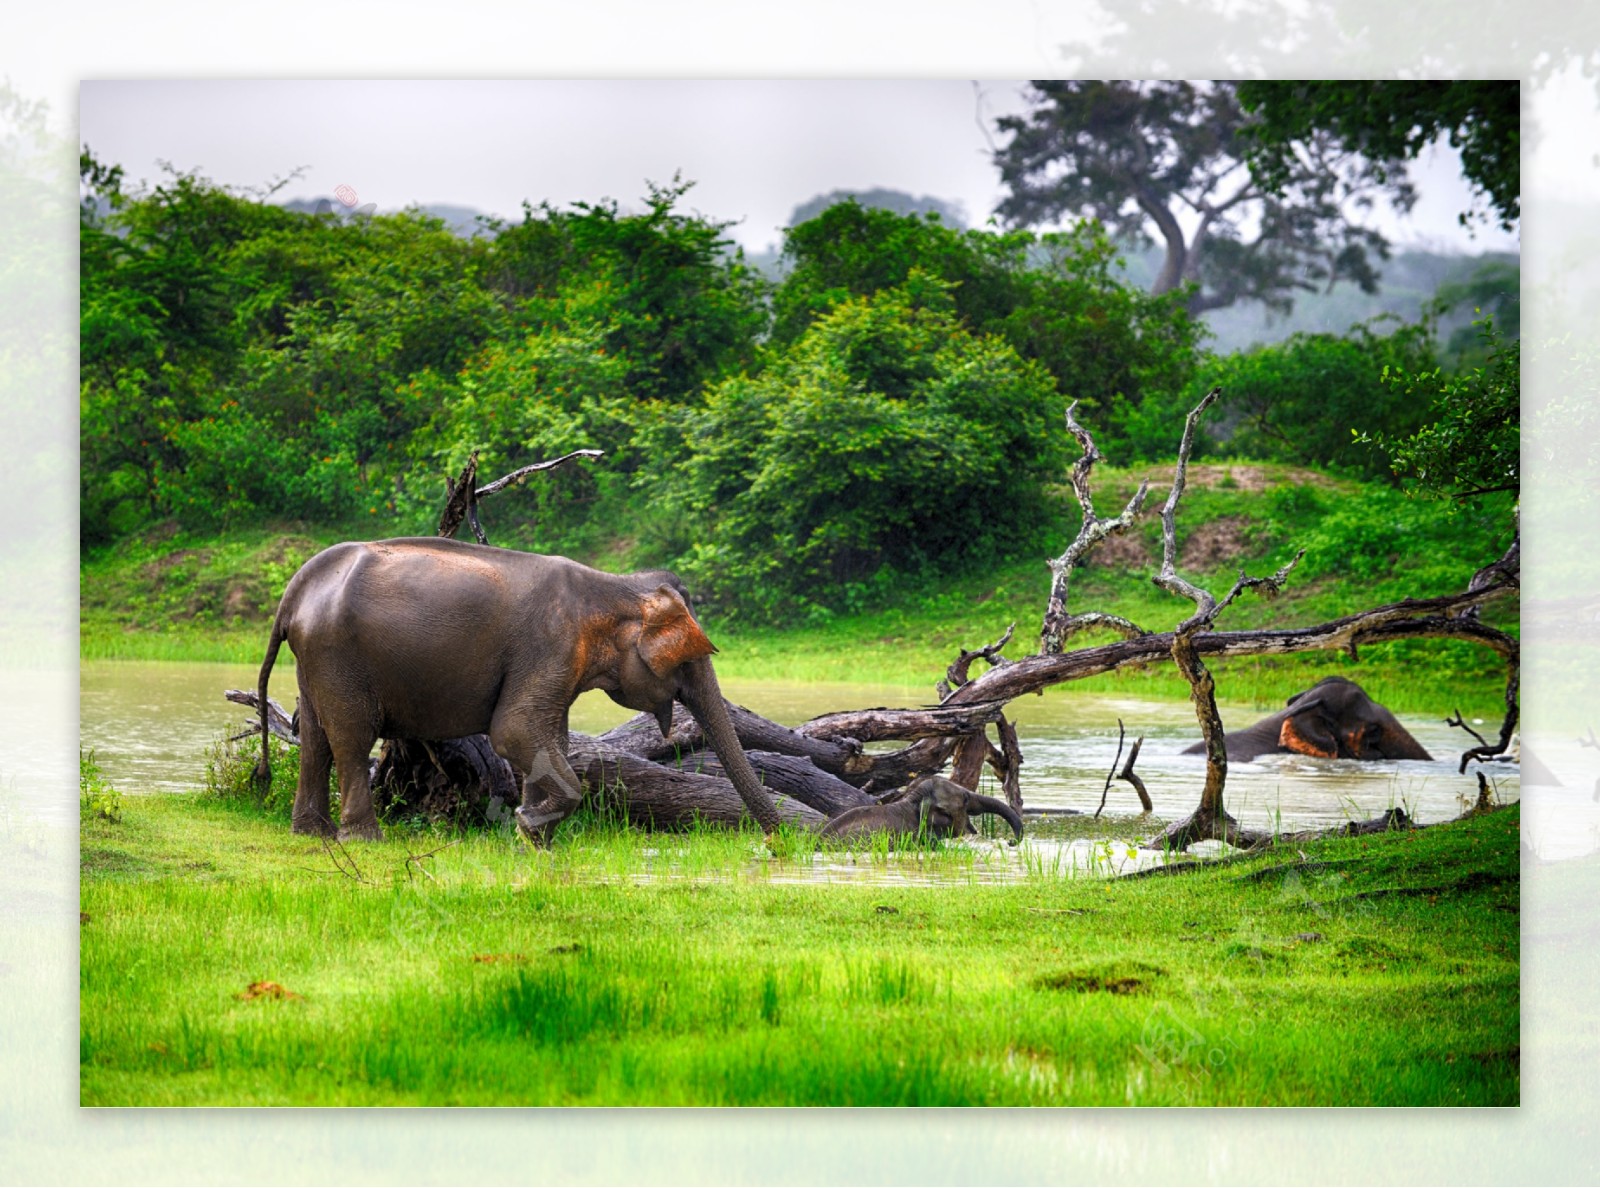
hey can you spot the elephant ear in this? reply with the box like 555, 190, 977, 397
1278, 701, 1339, 759
638, 585, 717, 679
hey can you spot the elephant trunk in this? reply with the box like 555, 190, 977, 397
679, 656, 785, 833
968, 792, 1025, 842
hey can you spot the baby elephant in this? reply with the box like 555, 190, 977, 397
819, 776, 1025, 845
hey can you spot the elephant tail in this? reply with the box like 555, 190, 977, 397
254, 617, 288, 791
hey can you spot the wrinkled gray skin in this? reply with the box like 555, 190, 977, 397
1183, 676, 1433, 763
819, 775, 1025, 845
256, 537, 784, 843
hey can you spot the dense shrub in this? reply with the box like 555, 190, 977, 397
652, 280, 1067, 621
1206, 316, 1439, 478
773, 205, 1207, 462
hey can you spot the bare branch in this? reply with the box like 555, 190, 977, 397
474, 449, 605, 498
1153, 386, 1223, 631
1040, 401, 1152, 654
225, 689, 297, 744
438, 449, 606, 545
1445, 708, 1489, 749
1212, 550, 1306, 620
437, 450, 484, 542
1119, 735, 1151, 813
939, 623, 1015, 701
1095, 721, 1127, 818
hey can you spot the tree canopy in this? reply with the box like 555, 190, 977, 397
1236, 81, 1520, 230
992, 80, 1410, 316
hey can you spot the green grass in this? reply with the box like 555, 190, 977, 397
80, 787, 1520, 1106
79, 464, 1518, 714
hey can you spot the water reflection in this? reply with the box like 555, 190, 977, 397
80, 660, 1520, 850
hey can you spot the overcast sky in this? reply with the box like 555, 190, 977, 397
80, 79, 1518, 255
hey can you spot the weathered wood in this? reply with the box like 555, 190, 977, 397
372, 734, 520, 824
798, 701, 1009, 745
225, 689, 297, 744
948, 732, 990, 791
599, 702, 863, 775
567, 736, 826, 830
436, 451, 484, 543
1040, 400, 1152, 654
437, 448, 605, 546
947, 586, 1517, 710
938, 624, 1015, 701
664, 749, 877, 817
994, 713, 1024, 811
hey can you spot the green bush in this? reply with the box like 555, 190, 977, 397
204, 734, 300, 819
1359, 319, 1518, 506
80, 749, 123, 824
652, 281, 1067, 621
773, 206, 1206, 462
1208, 316, 1438, 478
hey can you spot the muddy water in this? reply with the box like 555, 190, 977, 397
80, 660, 1519, 845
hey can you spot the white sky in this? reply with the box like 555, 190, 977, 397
79, 79, 1518, 255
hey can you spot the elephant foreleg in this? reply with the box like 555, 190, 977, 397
493, 721, 583, 846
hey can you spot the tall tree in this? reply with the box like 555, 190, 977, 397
1235, 80, 1519, 230
992, 80, 1412, 315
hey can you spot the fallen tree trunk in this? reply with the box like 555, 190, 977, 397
567, 736, 827, 830
664, 749, 876, 818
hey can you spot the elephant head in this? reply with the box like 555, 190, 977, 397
819, 775, 1025, 844
1184, 676, 1432, 762
1274, 677, 1432, 761
602, 579, 786, 834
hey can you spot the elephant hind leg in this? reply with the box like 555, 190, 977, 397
319, 712, 382, 842
290, 684, 336, 837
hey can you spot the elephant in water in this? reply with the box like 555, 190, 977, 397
1183, 676, 1433, 763
819, 776, 1025, 844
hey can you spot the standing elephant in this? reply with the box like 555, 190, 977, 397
1184, 676, 1432, 762
255, 537, 785, 843
818, 776, 1025, 844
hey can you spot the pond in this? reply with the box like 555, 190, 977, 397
81, 660, 1521, 856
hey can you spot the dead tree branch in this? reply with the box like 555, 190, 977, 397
939, 623, 1015, 700
437, 449, 605, 545
225, 689, 297, 744
1445, 708, 1489, 749
1040, 401, 1151, 654
1148, 388, 1303, 851
1095, 721, 1128, 818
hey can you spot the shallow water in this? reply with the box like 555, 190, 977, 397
80, 659, 1519, 844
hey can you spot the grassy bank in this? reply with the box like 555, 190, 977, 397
80, 784, 1520, 1107
79, 463, 1519, 713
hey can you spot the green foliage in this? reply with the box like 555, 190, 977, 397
80, 750, 123, 824
1432, 262, 1520, 365
401, 321, 646, 548
773, 204, 1205, 462
484, 177, 769, 405
1283, 483, 1514, 599
654, 283, 1066, 621
79, 157, 506, 539
1237, 81, 1520, 230
1209, 316, 1439, 478
1358, 320, 1519, 505
204, 734, 299, 819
